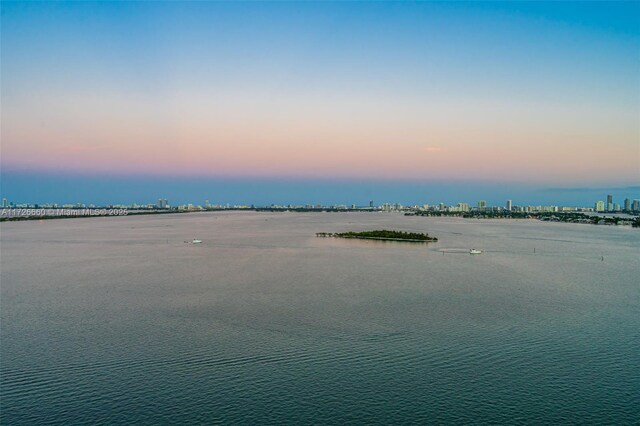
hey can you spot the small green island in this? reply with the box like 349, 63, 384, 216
316, 230, 437, 242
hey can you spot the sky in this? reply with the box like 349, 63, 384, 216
1, 1, 639, 206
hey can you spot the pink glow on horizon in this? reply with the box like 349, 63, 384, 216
3, 89, 639, 184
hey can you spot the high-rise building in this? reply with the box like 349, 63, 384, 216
163, 199, 168, 208
624, 198, 631, 211
506, 200, 512, 211
458, 202, 470, 212
595, 201, 605, 212
633, 199, 640, 211
478, 200, 487, 210
369, 200, 373, 208
157, 198, 163, 208
1, 198, 7, 208
606, 194, 613, 211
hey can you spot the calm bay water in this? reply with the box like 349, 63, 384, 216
1, 212, 639, 424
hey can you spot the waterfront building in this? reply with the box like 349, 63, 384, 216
2, 198, 7, 208
155, 199, 169, 208
478, 200, 487, 210
506, 200, 512, 211
595, 201, 605, 212
632, 199, 640, 211
458, 202, 470, 212
624, 198, 630, 211
606, 194, 613, 211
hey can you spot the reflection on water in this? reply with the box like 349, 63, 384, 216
1, 212, 639, 424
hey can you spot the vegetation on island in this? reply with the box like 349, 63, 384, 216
316, 230, 437, 242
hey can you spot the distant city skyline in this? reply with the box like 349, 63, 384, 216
1, 171, 638, 208
1, 2, 639, 200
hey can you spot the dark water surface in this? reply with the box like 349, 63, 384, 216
1, 212, 639, 424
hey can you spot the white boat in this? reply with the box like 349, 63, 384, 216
192, 239, 203, 244
469, 249, 482, 254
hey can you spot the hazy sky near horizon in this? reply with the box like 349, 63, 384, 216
1, 1, 639, 203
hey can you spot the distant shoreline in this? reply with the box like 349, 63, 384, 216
1, 208, 638, 228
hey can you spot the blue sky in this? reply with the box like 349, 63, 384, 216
2, 171, 638, 208
1, 1, 639, 205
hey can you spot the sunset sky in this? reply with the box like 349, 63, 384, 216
1, 1, 639, 205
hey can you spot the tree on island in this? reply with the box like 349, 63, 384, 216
317, 230, 437, 242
